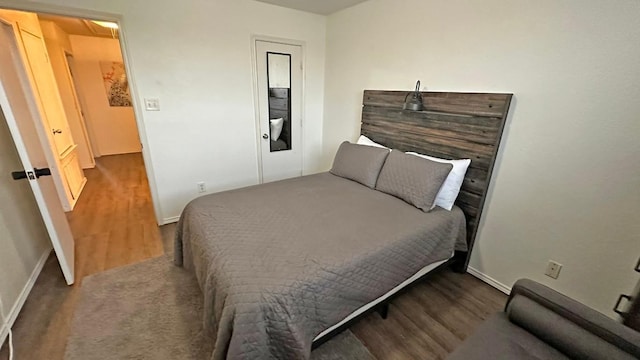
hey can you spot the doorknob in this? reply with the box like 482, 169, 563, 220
11, 167, 51, 180
34, 168, 51, 178
262, 134, 269, 139
52, 129, 63, 134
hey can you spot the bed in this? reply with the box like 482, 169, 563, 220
175, 90, 513, 359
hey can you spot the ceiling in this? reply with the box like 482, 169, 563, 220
38, 13, 118, 38
253, 0, 369, 15
36, 1, 368, 38
36, 1, 367, 39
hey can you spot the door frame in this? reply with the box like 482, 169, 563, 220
250, 35, 306, 184
0, 0, 163, 224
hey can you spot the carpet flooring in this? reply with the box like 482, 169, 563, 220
64, 255, 374, 360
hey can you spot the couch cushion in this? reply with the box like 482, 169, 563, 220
447, 313, 569, 360
508, 279, 640, 358
507, 295, 638, 360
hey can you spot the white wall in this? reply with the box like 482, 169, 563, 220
68, 35, 141, 157
323, 0, 640, 318
11, 0, 327, 223
268, 53, 291, 88
0, 109, 51, 345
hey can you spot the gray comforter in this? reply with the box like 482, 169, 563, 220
175, 172, 466, 360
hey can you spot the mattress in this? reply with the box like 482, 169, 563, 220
175, 172, 467, 360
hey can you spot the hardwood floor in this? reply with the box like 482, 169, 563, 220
0, 153, 507, 359
351, 271, 505, 359
67, 154, 164, 274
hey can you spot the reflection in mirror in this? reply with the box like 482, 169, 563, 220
267, 52, 291, 152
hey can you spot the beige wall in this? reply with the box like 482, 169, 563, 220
323, 0, 640, 317
40, 20, 95, 168
68, 35, 141, 157
0, 108, 51, 344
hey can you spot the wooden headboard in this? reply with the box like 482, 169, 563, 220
361, 90, 513, 271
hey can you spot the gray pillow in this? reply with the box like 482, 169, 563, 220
330, 141, 390, 188
375, 150, 453, 211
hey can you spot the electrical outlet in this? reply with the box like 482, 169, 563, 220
545, 260, 562, 279
144, 98, 160, 111
197, 182, 206, 193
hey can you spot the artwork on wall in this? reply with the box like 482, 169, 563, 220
100, 61, 132, 107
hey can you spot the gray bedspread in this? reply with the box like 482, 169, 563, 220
175, 172, 466, 360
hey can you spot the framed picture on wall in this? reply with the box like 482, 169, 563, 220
100, 61, 132, 107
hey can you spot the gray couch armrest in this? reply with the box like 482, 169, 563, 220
507, 279, 640, 359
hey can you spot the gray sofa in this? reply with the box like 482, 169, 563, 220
448, 279, 640, 360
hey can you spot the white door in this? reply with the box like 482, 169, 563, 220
20, 27, 74, 156
255, 40, 303, 183
0, 20, 75, 284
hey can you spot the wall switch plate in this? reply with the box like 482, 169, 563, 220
144, 98, 160, 111
197, 182, 206, 193
545, 260, 562, 279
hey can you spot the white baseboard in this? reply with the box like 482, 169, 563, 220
161, 216, 180, 225
467, 266, 512, 295
0, 249, 51, 346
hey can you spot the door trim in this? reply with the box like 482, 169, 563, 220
250, 35, 306, 184
0, 0, 164, 224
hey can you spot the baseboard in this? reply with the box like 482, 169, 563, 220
161, 216, 180, 225
0, 248, 51, 347
467, 266, 512, 295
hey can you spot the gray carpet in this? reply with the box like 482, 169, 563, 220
65, 256, 375, 360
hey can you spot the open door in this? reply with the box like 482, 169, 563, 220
0, 20, 74, 284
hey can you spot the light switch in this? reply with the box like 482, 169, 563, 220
144, 98, 160, 111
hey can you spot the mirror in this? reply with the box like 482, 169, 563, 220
266, 52, 291, 152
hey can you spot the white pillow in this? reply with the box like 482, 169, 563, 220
270, 118, 284, 141
406, 152, 471, 211
356, 135, 388, 149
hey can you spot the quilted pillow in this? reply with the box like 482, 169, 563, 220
376, 150, 453, 211
406, 152, 471, 211
330, 141, 390, 188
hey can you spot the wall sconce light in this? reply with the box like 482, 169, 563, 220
403, 80, 424, 111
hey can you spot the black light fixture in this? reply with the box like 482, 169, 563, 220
403, 80, 424, 111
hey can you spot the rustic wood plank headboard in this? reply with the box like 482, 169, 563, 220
361, 90, 513, 271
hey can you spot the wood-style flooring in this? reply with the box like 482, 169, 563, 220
1, 153, 507, 360
350, 271, 505, 359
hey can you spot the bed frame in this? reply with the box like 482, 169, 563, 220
312, 90, 512, 349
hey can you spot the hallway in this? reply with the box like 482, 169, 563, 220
0, 153, 166, 359
67, 153, 164, 276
